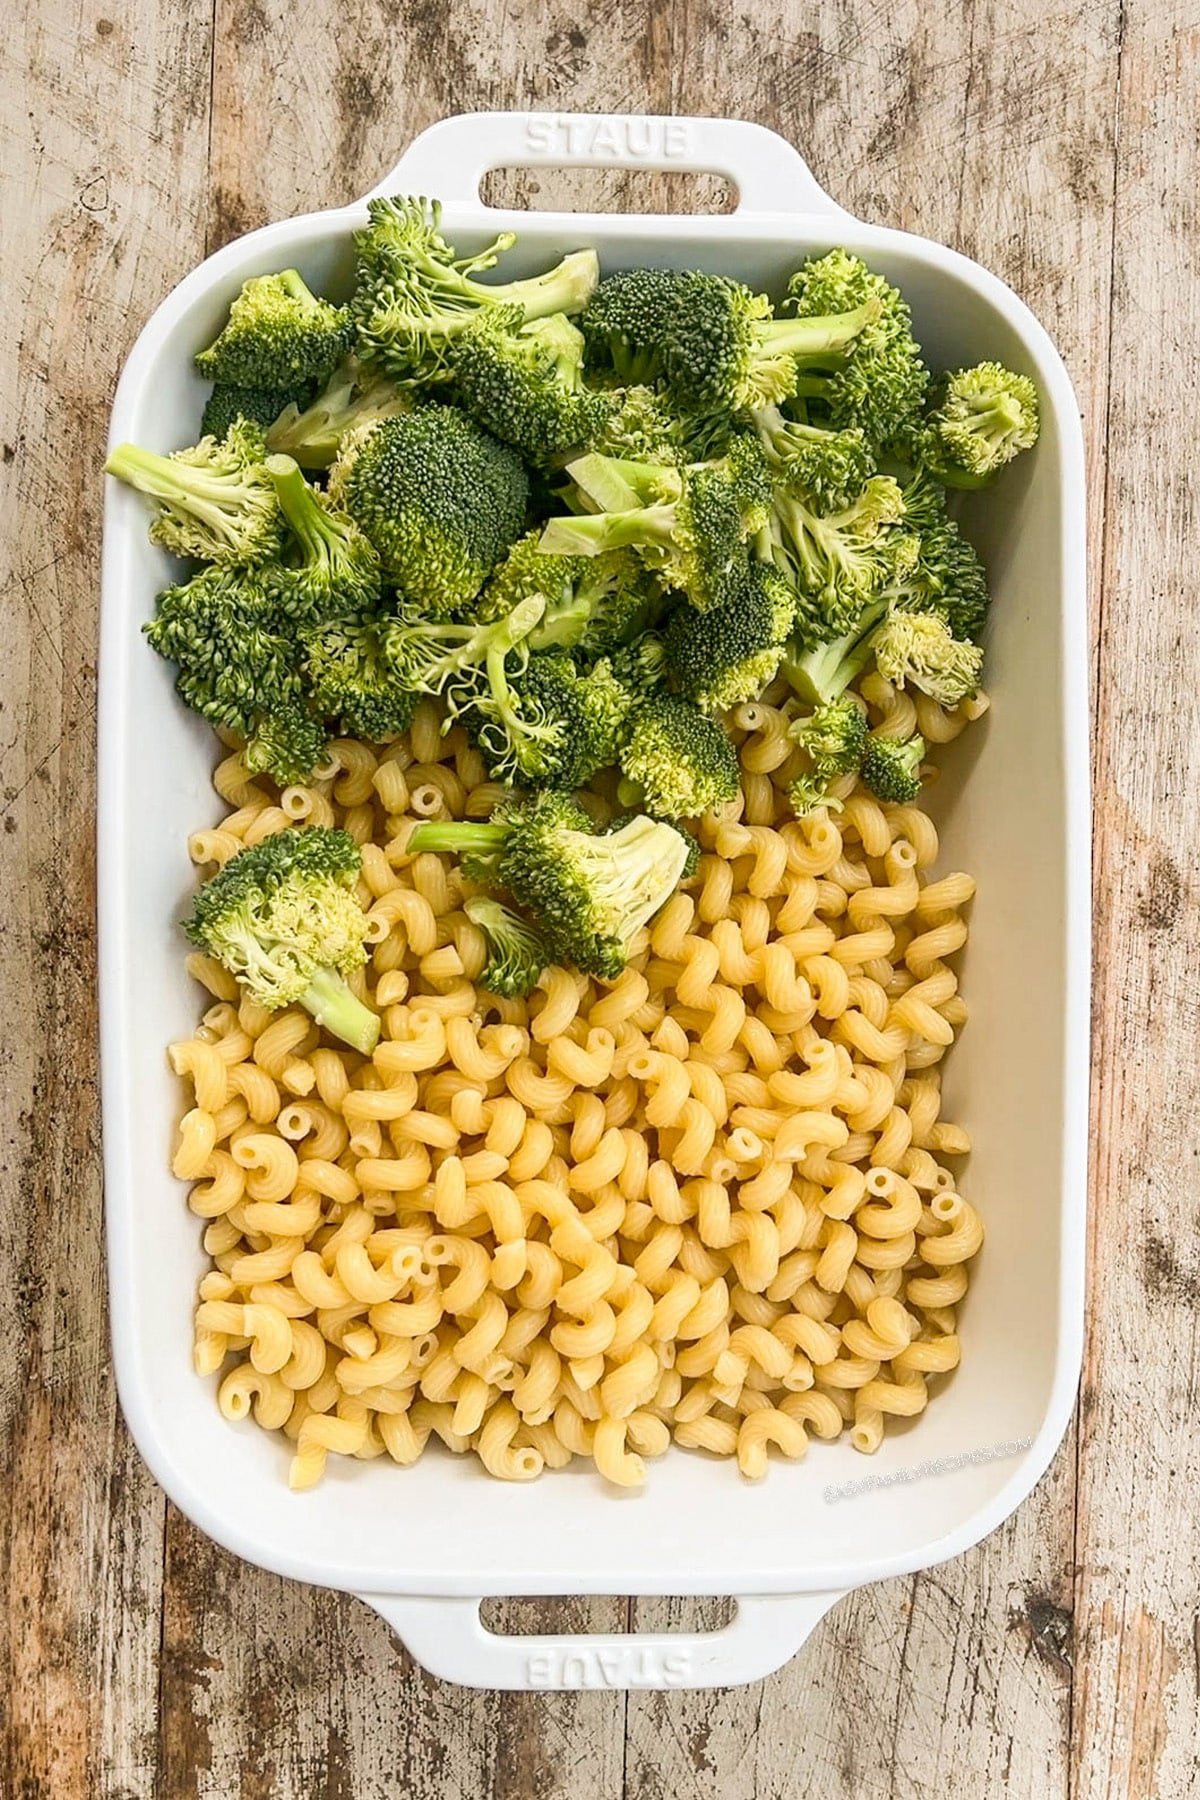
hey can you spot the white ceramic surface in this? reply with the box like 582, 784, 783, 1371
99, 111, 1090, 1690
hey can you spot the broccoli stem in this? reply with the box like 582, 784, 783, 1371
407, 821, 508, 856
539, 506, 675, 559
266, 454, 336, 556
766, 298, 880, 363
299, 965, 380, 1054
782, 599, 887, 706
479, 249, 600, 322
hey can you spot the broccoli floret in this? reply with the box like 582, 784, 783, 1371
618, 696, 740, 819
922, 361, 1040, 487
664, 559, 794, 711
352, 196, 599, 381
144, 565, 325, 782
579, 268, 691, 385
449, 310, 614, 462
786, 697, 869, 816
329, 407, 529, 615
541, 437, 771, 614
408, 793, 691, 978
464, 896, 550, 997
589, 384, 691, 463
265, 354, 412, 468
477, 531, 662, 656
195, 270, 352, 389
882, 473, 992, 643
767, 473, 907, 638
859, 732, 925, 803
752, 404, 876, 514
264, 454, 382, 620
106, 420, 284, 567
185, 826, 378, 1053
471, 650, 635, 789
871, 611, 983, 707
302, 612, 417, 741
201, 380, 313, 443
660, 270, 883, 415
785, 249, 928, 454
581, 268, 879, 416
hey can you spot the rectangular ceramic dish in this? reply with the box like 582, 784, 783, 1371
100, 111, 1089, 1690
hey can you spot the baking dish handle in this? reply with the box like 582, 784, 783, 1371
359, 111, 852, 220
362, 1589, 846, 1690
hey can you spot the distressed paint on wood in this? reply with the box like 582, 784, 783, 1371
1, 0, 1195, 1794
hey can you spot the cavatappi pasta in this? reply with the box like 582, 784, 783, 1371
172, 681, 983, 1489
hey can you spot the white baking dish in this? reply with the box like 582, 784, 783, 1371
99, 111, 1089, 1690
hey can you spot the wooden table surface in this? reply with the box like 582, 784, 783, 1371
3, 0, 1196, 1793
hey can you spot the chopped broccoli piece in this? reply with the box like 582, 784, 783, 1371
329, 406, 529, 615
579, 268, 690, 385
786, 697, 869, 816
195, 270, 352, 389
860, 732, 926, 803
608, 631, 670, 704
882, 473, 992, 643
922, 361, 1040, 487
105, 420, 284, 567
265, 354, 412, 468
664, 559, 795, 711
659, 270, 882, 414
470, 650, 635, 790
352, 196, 599, 381
541, 436, 771, 614
589, 384, 691, 463
408, 793, 690, 978
618, 696, 740, 819
201, 380, 313, 443
302, 611, 417, 741
766, 473, 908, 639
144, 565, 325, 782
449, 310, 614, 461
464, 896, 550, 997
185, 826, 378, 1052
477, 531, 663, 656
871, 611, 983, 707
752, 403, 876, 514
264, 454, 382, 620
785, 249, 928, 454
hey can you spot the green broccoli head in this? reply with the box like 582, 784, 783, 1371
540, 436, 771, 614
470, 649, 635, 790
885, 473, 992, 643
302, 612, 417, 741
871, 611, 983, 707
786, 696, 868, 817
352, 195, 599, 382
590, 384, 691, 464
922, 361, 1040, 487
264, 454, 382, 621
184, 826, 378, 1052
106, 420, 284, 567
409, 793, 691, 979
144, 564, 326, 783
329, 406, 529, 615
463, 896, 550, 997
449, 309, 614, 462
201, 380, 314, 443
785, 249, 928, 454
477, 531, 662, 656
752, 404, 876, 514
579, 267, 689, 386
607, 631, 670, 705
265, 354, 413, 469
767, 473, 907, 639
195, 270, 352, 389
619, 695, 740, 820
859, 732, 926, 803
665, 558, 795, 712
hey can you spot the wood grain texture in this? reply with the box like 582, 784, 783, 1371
1, 0, 1193, 1793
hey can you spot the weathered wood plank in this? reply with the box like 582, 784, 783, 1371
1074, 0, 1200, 1795
0, 0, 214, 1795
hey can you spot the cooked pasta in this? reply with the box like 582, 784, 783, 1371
171, 700, 982, 1490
